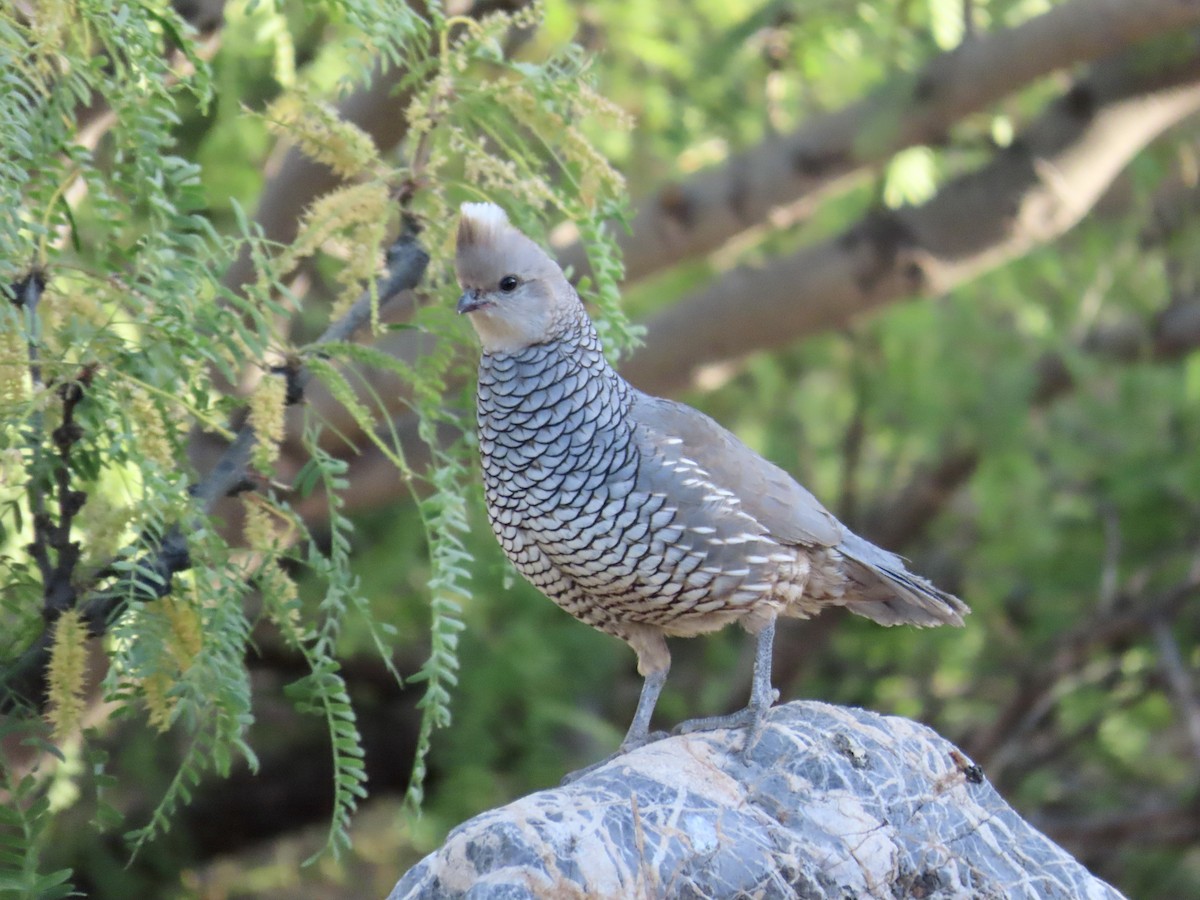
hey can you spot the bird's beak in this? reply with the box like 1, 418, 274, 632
456, 290, 490, 315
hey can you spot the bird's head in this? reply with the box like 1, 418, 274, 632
455, 202, 578, 354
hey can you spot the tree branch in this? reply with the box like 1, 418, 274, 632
861, 448, 981, 550
556, 0, 1200, 287
0, 232, 430, 713
1040, 797, 1200, 855
966, 562, 1200, 771
621, 40, 1200, 395
219, 0, 529, 306
13, 272, 52, 585
858, 291, 1200, 548
1151, 615, 1200, 763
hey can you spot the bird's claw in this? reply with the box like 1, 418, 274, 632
672, 697, 777, 761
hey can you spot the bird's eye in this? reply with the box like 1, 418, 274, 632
498, 275, 519, 293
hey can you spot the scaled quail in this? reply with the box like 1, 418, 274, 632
455, 201, 968, 756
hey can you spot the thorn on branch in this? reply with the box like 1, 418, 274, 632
396, 211, 423, 239
56, 378, 86, 405
58, 490, 87, 519
394, 180, 428, 209
51, 420, 83, 449
39, 368, 91, 619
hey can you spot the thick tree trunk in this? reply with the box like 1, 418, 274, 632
555, 0, 1200, 287
388, 701, 1125, 900
621, 45, 1200, 395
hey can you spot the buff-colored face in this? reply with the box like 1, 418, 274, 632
455, 203, 575, 354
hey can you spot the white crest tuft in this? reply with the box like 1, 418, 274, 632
458, 202, 512, 248
460, 201, 509, 227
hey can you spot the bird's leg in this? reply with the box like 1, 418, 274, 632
620, 665, 669, 752
673, 617, 780, 758
561, 665, 670, 785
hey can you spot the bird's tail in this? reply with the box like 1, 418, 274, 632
838, 531, 968, 627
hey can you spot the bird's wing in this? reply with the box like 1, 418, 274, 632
629, 392, 843, 549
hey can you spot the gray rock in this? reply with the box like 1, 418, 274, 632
389, 702, 1125, 900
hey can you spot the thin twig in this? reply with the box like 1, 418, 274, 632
1151, 615, 1200, 763
12, 275, 92, 630
967, 566, 1200, 767
836, 333, 870, 525
42, 378, 89, 618
0, 230, 430, 712
15, 273, 53, 585
1097, 500, 1122, 613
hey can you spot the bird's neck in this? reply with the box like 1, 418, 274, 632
477, 317, 629, 415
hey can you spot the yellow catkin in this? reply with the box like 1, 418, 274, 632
331, 226, 386, 321
248, 372, 287, 472
160, 597, 203, 668
571, 81, 635, 131
260, 561, 304, 639
128, 386, 175, 470
78, 495, 135, 564
0, 448, 25, 487
291, 182, 389, 262
215, 326, 255, 380
511, 0, 543, 30
39, 284, 111, 358
29, 0, 76, 65
64, 284, 111, 328
46, 609, 89, 741
241, 493, 277, 552
242, 494, 300, 554
265, 93, 381, 179
142, 672, 175, 732
563, 124, 626, 201
0, 317, 29, 404
139, 598, 203, 732
286, 182, 389, 319
487, 80, 628, 207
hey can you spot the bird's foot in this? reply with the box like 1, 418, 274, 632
559, 730, 669, 786
672, 688, 779, 761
